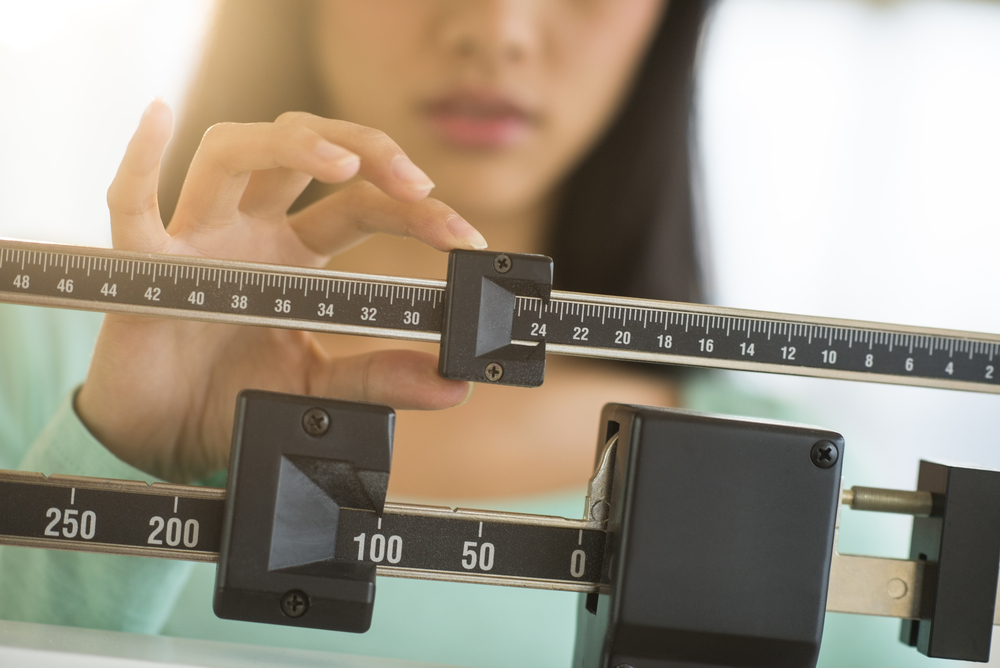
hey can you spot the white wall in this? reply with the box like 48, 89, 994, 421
0, 0, 212, 246
699, 2, 1000, 665
700, 0, 1000, 548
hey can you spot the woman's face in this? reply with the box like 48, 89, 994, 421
312, 0, 666, 224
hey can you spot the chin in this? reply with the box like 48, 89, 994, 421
435, 174, 549, 224
430, 157, 557, 220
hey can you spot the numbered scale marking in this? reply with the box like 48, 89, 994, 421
2, 238, 1000, 393
0, 471, 605, 593
0, 471, 224, 561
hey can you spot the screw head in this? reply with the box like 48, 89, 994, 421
493, 253, 512, 273
302, 408, 330, 437
810, 440, 839, 469
484, 362, 504, 382
280, 590, 309, 618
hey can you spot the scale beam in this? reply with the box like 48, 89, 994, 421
2, 468, 997, 623
2, 238, 1000, 393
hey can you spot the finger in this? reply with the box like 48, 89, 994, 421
171, 122, 361, 232
237, 167, 313, 221
106, 100, 174, 253
276, 112, 436, 203
289, 181, 487, 255
317, 350, 471, 410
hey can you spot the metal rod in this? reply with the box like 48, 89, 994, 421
826, 552, 926, 619
841, 486, 934, 516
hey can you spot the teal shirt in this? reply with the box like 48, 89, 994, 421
0, 302, 963, 667
0, 302, 583, 667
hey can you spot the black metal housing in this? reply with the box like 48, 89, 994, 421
213, 390, 394, 633
901, 461, 1000, 662
574, 405, 843, 668
439, 249, 553, 387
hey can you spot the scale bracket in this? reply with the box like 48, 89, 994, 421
214, 390, 395, 633
439, 249, 553, 387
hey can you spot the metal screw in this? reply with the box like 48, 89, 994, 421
493, 253, 512, 273
302, 408, 330, 437
280, 590, 309, 618
484, 362, 504, 382
810, 440, 839, 469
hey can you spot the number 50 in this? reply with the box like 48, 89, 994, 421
461, 541, 495, 571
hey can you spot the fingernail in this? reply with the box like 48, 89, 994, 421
391, 155, 435, 192
458, 382, 475, 407
316, 141, 360, 168
447, 215, 488, 250
141, 97, 163, 119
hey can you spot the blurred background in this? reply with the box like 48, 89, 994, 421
1, 0, 999, 666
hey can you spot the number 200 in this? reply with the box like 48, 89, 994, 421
148, 516, 199, 548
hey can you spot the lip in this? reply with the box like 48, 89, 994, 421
423, 90, 538, 149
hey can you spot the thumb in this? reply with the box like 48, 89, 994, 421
319, 350, 472, 410
106, 99, 173, 253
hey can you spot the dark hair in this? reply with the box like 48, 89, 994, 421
160, 0, 712, 304
549, 0, 711, 304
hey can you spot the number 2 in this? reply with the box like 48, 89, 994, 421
44, 508, 60, 537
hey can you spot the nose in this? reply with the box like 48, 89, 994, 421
437, 0, 540, 66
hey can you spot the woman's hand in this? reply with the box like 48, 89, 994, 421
75, 101, 485, 483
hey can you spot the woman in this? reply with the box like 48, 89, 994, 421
0, 1, 714, 665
